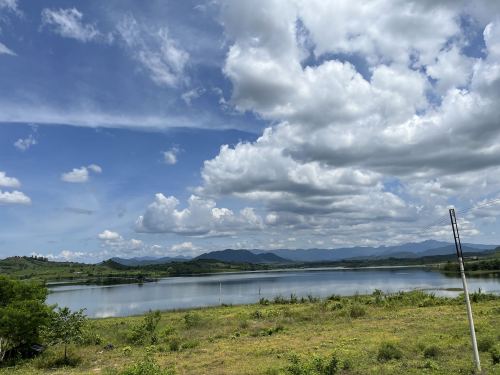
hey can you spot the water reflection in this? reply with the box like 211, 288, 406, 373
46, 267, 500, 317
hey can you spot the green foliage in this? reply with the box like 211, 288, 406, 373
477, 336, 494, 352
119, 356, 175, 375
44, 307, 87, 361
82, 324, 103, 345
490, 344, 500, 365
168, 337, 181, 352
348, 304, 366, 318
0, 275, 51, 362
183, 312, 202, 328
33, 350, 81, 369
285, 353, 339, 375
128, 310, 161, 345
423, 345, 440, 358
377, 342, 403, 362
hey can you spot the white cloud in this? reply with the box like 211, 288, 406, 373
170, 241, 199, 256
0, 41, 15, 55
14, 133, 37, 151
87, 164, 102, 173
181, 87, 205, 105
0, 171, 20, 188
0, 0, 20, 14
136, 194, 263, 236
41, 8, 102, 43
98, 229, 122, 241
0, 190, 31, 205
117, 14, 189, 87
61, 164, 102, 183
163, 147, 179, 165
190, 1, 500, 245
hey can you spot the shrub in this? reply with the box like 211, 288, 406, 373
377, 342, 403, 362
128, 310, 161, 345
184, 312, 202, 328
168, 337, 181, 352
342, 358, 352, 370
0, 276, 52, 362
44, 307, 87, 362
423, 345, 440, 358
477, 337, 494, 352
259, 298, 270, 305
349, 304, 366, 318
274, 295, 288, 304
285, 353, 339, 375
34, 350, 81, 369
82, 325, 102, 345
491, 344, 500, 365
251, 310, 264, 319
119, 356, 175, 375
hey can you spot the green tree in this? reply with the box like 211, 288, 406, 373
45, 307, 87, 362
0, 275, 51, 362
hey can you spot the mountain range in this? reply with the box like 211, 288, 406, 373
109, 240, 498, 266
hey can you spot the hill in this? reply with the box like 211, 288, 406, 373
195, 249, 290, 264
254, 240, 497, 262
110, 256, 189, 266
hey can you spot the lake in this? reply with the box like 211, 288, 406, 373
46, 267, 500, 318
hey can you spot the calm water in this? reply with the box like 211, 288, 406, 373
46, 267, 500, 318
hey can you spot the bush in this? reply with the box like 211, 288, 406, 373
423, 345, 440, 358
168, 337, 181, 352
377, 342, 403, 362
349, 304, 366, 318
285, 353, 339, 375
184, 312, 202, 328
34, 351, 81, 369
128, 310, 161, 345
491, 344, 500, 365
477, 337, 494, 352
119, 356, 175, 375
0, 276, 52, 362
82, 325, 102, 345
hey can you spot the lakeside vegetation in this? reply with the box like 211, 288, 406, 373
0, 274, 499, 374
1, 248, 499, 285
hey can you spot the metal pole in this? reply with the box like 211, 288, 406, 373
219, 281, 222, 305
449, 208, 481, 373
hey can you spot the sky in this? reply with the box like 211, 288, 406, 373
1, 0, 500, 262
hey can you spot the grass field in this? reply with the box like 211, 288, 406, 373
1, 291, 499, 375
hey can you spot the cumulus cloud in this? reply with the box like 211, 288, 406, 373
41, 8, 103, 43
98, 229, 122, 241
136, 194, 263, 236
163, 147, 179, 165
0, 190, 31, 205
14, 133, 37, 151
191, 0, 500, 245
0, 171, 30, 205
116, 14, 189, 87
0, 171, 20, 188
61, 164, 102, 183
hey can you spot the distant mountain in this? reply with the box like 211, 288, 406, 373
252, 240, 497, 262
111, 256, 190, 267
195, 249, 290, 264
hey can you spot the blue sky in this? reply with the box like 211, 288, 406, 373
2, 1, 500, 262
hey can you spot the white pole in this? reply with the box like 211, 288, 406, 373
219, 281, 222, 305
458, 256, 481, 373
449, 208, 481, 373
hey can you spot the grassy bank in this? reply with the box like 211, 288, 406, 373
1, 291, 499, 375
